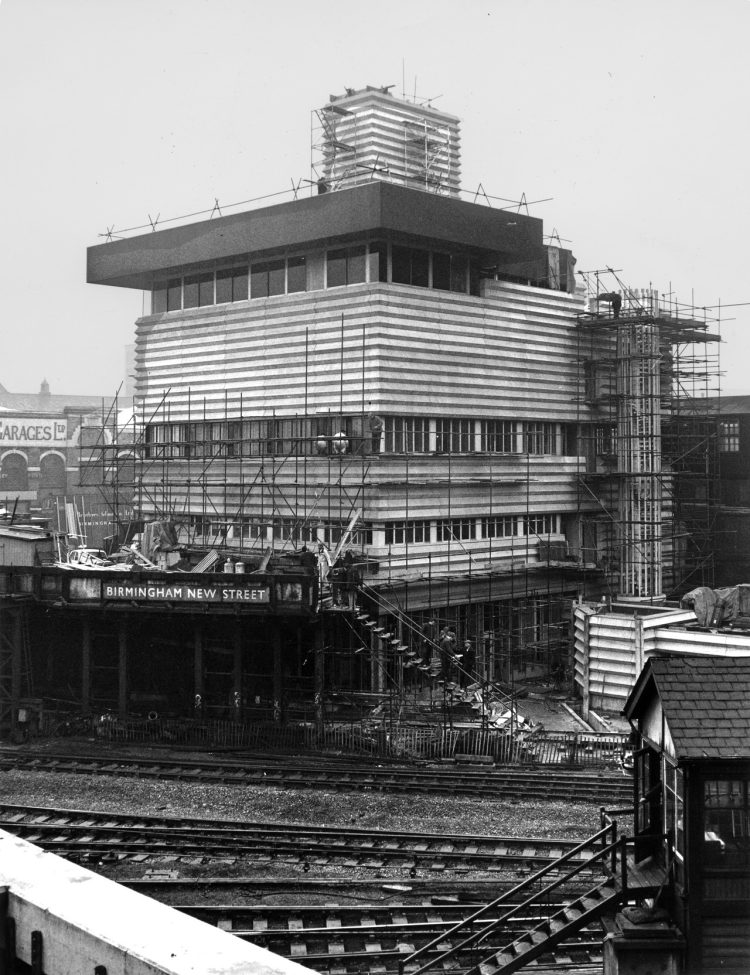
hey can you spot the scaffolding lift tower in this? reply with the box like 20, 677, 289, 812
577, 283, 722, 601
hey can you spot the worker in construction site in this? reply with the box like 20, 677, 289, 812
420, 619, 436, 669
438, 626, 458, 682
299, 545, 317, 573
596, 292, 622, 319
460, 639, 476, 686
368, 413, 384, 453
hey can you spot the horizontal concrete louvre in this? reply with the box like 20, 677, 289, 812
650, 628, 750, 657
138, 339, 586, 420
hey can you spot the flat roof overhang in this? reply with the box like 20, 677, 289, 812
87, 181, 545, 290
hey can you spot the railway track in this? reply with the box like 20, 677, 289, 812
0, 749, 632, 803
0, 802, 601, 874
174, 901, 604, 973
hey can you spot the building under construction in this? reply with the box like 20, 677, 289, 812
1, 86, 725, 733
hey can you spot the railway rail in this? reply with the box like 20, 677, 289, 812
0, 749, 632, 803
175, 901, 604, 973
0, 802, 600, 874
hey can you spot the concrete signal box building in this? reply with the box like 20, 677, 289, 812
84, 86, 719, 703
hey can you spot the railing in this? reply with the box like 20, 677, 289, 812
399, 821, 625, 975
33, 707, 629, 764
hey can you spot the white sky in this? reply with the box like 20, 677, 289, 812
1, 0, 749, 397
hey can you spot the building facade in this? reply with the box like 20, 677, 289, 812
0, 381, 114, 523
87, 88, 598, 697
83, 87, 720, 709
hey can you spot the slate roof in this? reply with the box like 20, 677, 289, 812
686, 394, 750, 415
0, 389, 110, 415
635, 655, 750, 760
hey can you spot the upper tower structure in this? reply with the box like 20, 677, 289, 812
312, 86, 461, 197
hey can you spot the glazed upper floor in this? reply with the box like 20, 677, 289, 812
87, 181, 575, 298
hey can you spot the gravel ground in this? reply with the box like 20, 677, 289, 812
0, 763, 607, 896
0, 767, 602, 838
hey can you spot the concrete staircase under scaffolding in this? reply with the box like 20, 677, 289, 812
353, 607, 409, 655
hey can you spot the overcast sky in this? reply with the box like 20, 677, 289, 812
1, 0, 748, 397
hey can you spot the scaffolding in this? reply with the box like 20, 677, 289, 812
76, 393, 594, 717
576, 277, 722, 600
311, 88, 460, 196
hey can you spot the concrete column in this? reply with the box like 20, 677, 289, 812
81, 615, 91, 710
314, 624, 325, 737
272, 621, 284, 724
370, 628, 377, 694
193, 621, 203, 711
232, 621, 242, 722
117, 620, 128, 719
11, 609, 22, 737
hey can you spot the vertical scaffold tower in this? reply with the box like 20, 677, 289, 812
616, 312, 663, 598
577, 282, 722, 601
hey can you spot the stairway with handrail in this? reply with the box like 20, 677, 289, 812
399, 814, 640, 975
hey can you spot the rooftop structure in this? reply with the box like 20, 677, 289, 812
312, 85, 461, 197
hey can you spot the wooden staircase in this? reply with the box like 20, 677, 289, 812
471, 876, 620, 975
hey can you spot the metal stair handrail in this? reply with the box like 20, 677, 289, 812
399, 820, 621, 975
357, 581, 511, 706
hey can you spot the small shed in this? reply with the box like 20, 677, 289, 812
0, 524, 55, 566
623, 655, 750, 973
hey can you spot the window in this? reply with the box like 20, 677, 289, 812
251, 259, 285, 298
227, 421, 242, 457
436, 419, 472, 453
719, 419, 740, 452
369, 242, 388, 283
664, 762, 685, 885
451, 254, 468, 292
482, 420, 516, 453
385, 520, 431, 545
704, 779, 749, 870
183, 272, 214, 309
327, 246, 366, 287
152, 281, 168, 314
437, 518, 475, 542
391, 245, 429, 287
144, 423, 171, 459
191, 516, 211, 538
432, 252, 451, 291
238, 419, 268, 457
167, 278, 182, 312
350, 524, 373, 546
287, 256, 307, 293
523, 514, 559, 537
175, 422, 200, 459
595, 424, 616, 456
481, 516, 517, 539
1, 454, 28, 491
216, 266, 248, 303
384, 417, 430, 453
272, 517, 310, 542
239, 517, 265, 544
524, 422, 556, 454
431, 251, 468, 293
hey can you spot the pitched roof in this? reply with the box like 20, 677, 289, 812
0, 389, 109, 414
638, 655, 750, 760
